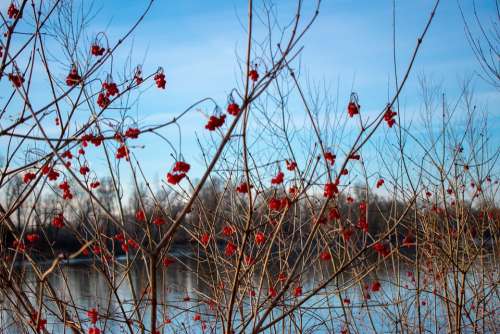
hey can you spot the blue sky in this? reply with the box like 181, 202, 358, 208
1, 0, 498, 190
103, 0, 497, 183
93, 0, 497, 101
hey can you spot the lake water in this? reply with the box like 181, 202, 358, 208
1, 253, 498, 333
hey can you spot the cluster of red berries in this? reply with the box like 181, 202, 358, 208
356, 201, 368, 233
125, 127, 140, 139
277, 272, 287, 282
153, 216, 165, 226
383, 105, 397, 127
114, 233, 139, 253
81, 133, 104, 147
8, 73, 24, 87
26, 233, 39, 244
122, 239, 139, 253
324, 181, 339, 198
286, 160, 297, 171
62, 151, 73, 159
23, 172, 36, 183
42, 164, 60, 181
154, 71, 166, 89
373, 241, 390, 257
87, 308, 100, 334
103, 81, 119, 96
200, 233, 210, 247
205, 114, 226, 131
52, 213, 64, 228
225, 241, 237, 256
66, 66, 81, 86
162, 256, 175, 267
90, 181, 100, 189
268, 197, 289, 211
349, 152, 360, 160
236, 182, 252, 193
320, 250, 332, 261
255, 231, 266, 245
173, 161, 190, 173
376, 178, 384, 188
324, 151, 336, 165
271, 171, 284, 185
227, 102, 240, 116
135, 210, 146, 222
7, 3, 20, 19
30, 312, 47, 332
112, 127, 141, 160
347, 102, 359, 117
87, 308, 98, 324
116, 144, 129, 160
268, 287, 277, 298
59, 180, 73, 200
166, 172, 185, 184
134, 67, 143, 85
91, 43, 105, 56
249, 69, 259, 82
347, 93, 360, 117
167, 161, 190, 185
371, 280, 381, 292
222, 225, 235, 236
79, 165, 90, 176
293, 286, 302, 297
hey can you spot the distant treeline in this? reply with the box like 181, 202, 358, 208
2, 176, 497, 259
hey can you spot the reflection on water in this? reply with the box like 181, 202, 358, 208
1, 253, 498, 333
2, 255, 205, 333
